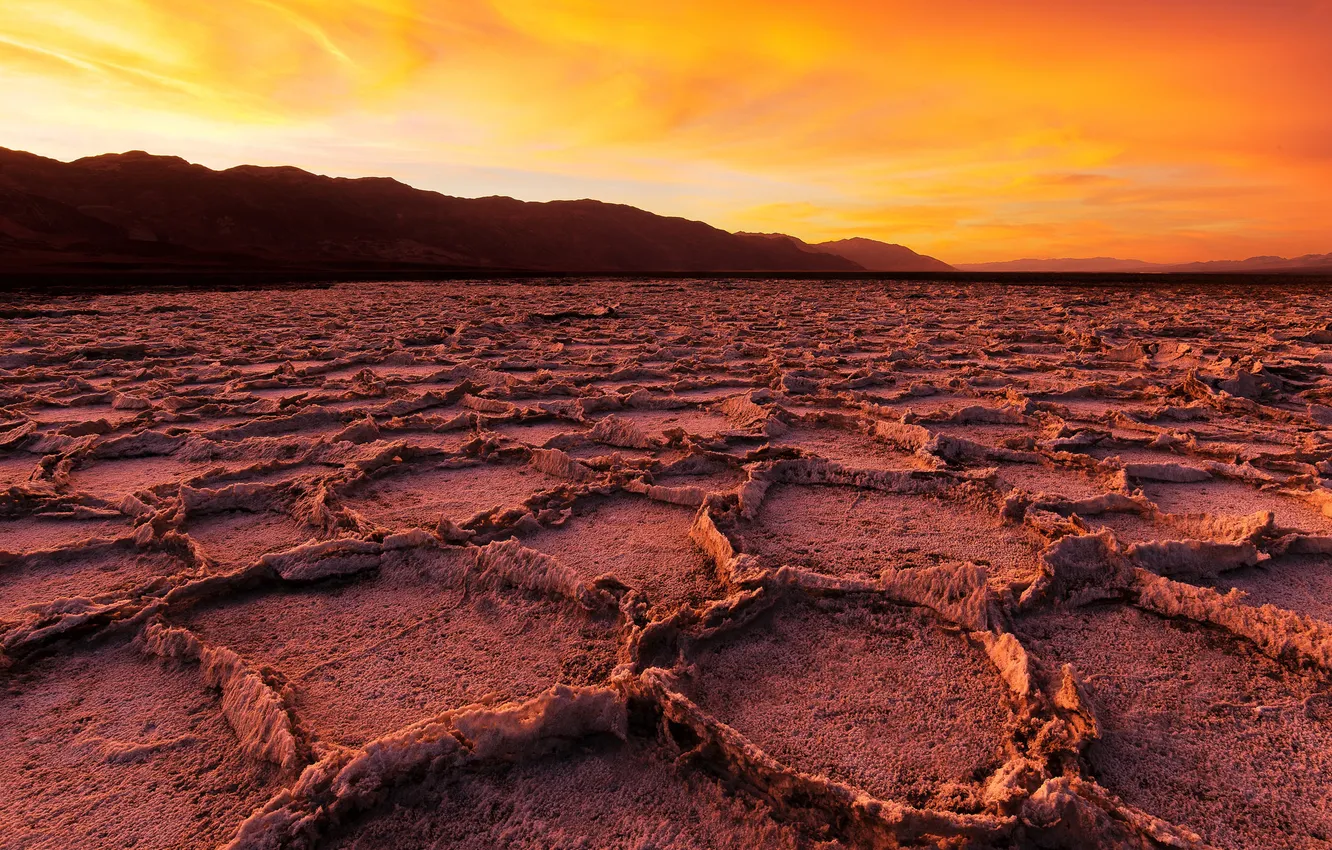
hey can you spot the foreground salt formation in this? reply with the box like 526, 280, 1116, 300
2, 279, 1332, 849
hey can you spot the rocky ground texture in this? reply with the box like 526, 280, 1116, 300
2, 278, 1332, 849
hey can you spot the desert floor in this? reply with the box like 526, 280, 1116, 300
3, 279, 1332, 849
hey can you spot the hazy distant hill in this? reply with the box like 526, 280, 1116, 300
741, 233, 953, 272
958, 255, 1332, 273
955, 257, 1162, 273
0, 148, 862, 274
1167, 254, 1332, 273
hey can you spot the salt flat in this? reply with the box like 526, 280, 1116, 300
2, 278, 1331, 849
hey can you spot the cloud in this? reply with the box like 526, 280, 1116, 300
2, 0, 1330, 262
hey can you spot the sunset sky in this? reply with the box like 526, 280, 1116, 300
3, 1, 1330, 263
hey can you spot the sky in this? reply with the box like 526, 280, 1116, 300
2, 0, 1330, 264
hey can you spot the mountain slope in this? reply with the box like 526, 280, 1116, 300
740, 232, 953, 272
0, 148, 861, 273
812, 237, 954, 272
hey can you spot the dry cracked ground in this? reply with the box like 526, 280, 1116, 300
2, 278, 1332, 849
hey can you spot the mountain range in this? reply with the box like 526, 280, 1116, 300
738, 233, 953, 272
0, 148, 949, 275
1, 147, 1327, 277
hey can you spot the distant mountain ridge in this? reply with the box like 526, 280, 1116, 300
3, 147, 1325, 278
1167, 254, 1332, 273
740, 233, 954, 272
0, 148, 865, 274
954, 257, 1160, 273
809, 237, 954, 272
958, 255, 1332, 273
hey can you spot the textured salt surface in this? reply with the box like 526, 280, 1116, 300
654, 464, 747, 492
325, 738, 822, 850
742, 483, 1044, 589
0, 639, 280, 850
592, 406, 733, 437
1142, 479, 1332, 534
4, 279, 1332, 848
1, 546, 195, 619
180, 554, 619, 747
183, 510, 316, 567
683, 595, 1012, 810
770, 424, 929, 469
0, 454, 38, 487
994, 462, 1111, 500
341, 461, 558, 531
0, 514, 131, 553
492, 418, 588, 445
518, 494, 722, 615
1018, 604, 1332, 849
1207, 554, 1332, 623
66, 456, 219, 499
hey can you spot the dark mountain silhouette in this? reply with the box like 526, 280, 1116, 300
812, 237, 954, 272
9, 147, 1319, 279
0, 148, 863, 274
742, 232, 953, 272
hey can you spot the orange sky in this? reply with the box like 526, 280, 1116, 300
3, 0, 1330, 263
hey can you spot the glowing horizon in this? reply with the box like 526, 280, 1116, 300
3, 0, 1330, 264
